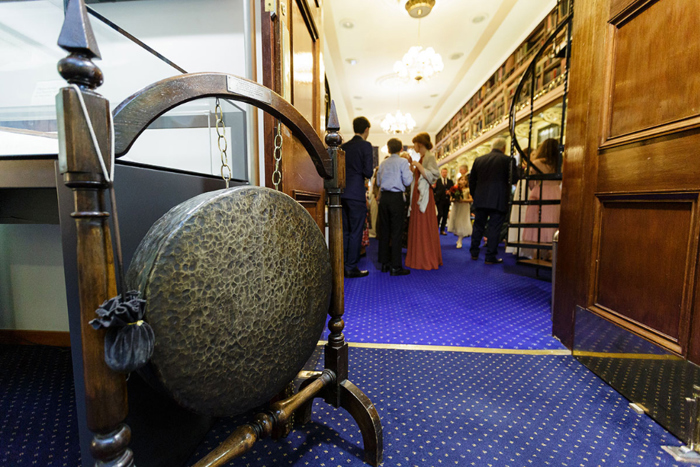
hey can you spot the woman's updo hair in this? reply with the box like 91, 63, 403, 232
412, 132, 433, 150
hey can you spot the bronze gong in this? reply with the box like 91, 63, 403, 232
126, 186, 331, 416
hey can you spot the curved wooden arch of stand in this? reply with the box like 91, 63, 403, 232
55, 8, 382, 458
111, 72, 382, 466
112, 72, 332, 179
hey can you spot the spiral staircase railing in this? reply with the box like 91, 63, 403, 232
507, 3, 573, 277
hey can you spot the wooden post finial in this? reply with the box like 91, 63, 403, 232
325, 100, 343, 148
57, 0, 103, 88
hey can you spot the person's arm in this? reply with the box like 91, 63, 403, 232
362, 143, 374, 180
469, 166, 478, 196
464, 189, 473, 203
401, 160, 413, 186
415, 154, 439, 184
510, 157, 519, 185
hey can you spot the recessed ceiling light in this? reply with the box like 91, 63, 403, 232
472, 14, 487, 24
450, 52, 464, 61
424, 105, 432, 109
356, 107, 363, 111
346, 58, 358, 65
340, 19, 354, 29
430, 93, 439, 98
353, 96, 362, 100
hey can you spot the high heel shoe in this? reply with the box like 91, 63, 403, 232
456, 240, 462, 249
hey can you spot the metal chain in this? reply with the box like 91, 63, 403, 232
215, 98, 231, 188
272, 121, 283, 190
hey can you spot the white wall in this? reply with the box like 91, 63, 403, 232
0, 224, 69, 332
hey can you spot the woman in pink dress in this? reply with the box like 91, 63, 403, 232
522, 138, 561, 260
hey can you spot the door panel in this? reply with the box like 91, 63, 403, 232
261, 0, 325, 231
592, 198, 695, 350
554, 0, 700, 361
606, 0, 700, 139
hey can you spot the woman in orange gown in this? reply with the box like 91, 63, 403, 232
405, 133, 443, 270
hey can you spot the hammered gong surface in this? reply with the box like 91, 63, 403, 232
126, 186, 331, 416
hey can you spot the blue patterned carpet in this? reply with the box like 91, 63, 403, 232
324, 235, 563, 350
0, 345, 80, 467
0, 235, 684, 466
189, 347, 682, 466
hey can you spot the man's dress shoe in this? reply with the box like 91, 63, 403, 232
344, 268, 369, 278
390, 267, 410, 276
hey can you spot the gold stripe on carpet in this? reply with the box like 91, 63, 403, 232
573, 351, 682, 360
317, 341, 571, 355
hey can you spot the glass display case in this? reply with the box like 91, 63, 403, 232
0, 0, 250, 180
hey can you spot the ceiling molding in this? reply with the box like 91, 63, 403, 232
422, 0, 517, 132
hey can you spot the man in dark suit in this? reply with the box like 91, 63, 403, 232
468, 138, 517, 264
434, 167, 453, 235
341, 117, 374, 278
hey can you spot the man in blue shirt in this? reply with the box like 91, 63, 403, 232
377, 138, 413, 276
341, 117, 374, 278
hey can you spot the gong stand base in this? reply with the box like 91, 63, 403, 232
296, 343, 384, 467
193, 370, 335, 467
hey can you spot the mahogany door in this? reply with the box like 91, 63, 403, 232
554, 0, 700, 360
261, 0, 326, 231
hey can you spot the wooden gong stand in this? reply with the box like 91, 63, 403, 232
55, 1, 382, 466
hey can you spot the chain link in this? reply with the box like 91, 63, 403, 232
215, 98, 232, 188
272, 121, 283, 190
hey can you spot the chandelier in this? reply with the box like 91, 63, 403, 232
381, 110, 416, 134
394, 46, 444, 81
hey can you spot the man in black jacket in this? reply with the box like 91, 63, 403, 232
434, 167, 453, 235
468, 138, 517, 264
341, 117, 374, 278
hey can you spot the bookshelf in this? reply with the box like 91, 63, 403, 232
435, 4, 569, 165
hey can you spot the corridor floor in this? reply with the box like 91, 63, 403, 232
0, 235, 686, 466
190, 235, 684, 466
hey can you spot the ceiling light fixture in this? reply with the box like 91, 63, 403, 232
405, 0, 435, 18
449, 52, 464, 60
340, 19, 355, 29
472, 14, 487, 24
381, 110, 416, 134
346, 58, 358, 65
394, 46, 444, 81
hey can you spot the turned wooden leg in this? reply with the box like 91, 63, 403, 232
90, 424, 134, 467
319, 105, 383, 466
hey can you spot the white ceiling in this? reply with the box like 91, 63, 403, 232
323, 0, 556, 148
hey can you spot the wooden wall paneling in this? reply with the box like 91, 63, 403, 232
261, 0, 325, 232
556, 0, 700, 361
286, 0, 324, 231
291, 0, 315, 126
590, 196, 697, 353
597, 131, 700, 193
552, 0, 609, 347
606, 0, 700, 141
689, 223, 700, 362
